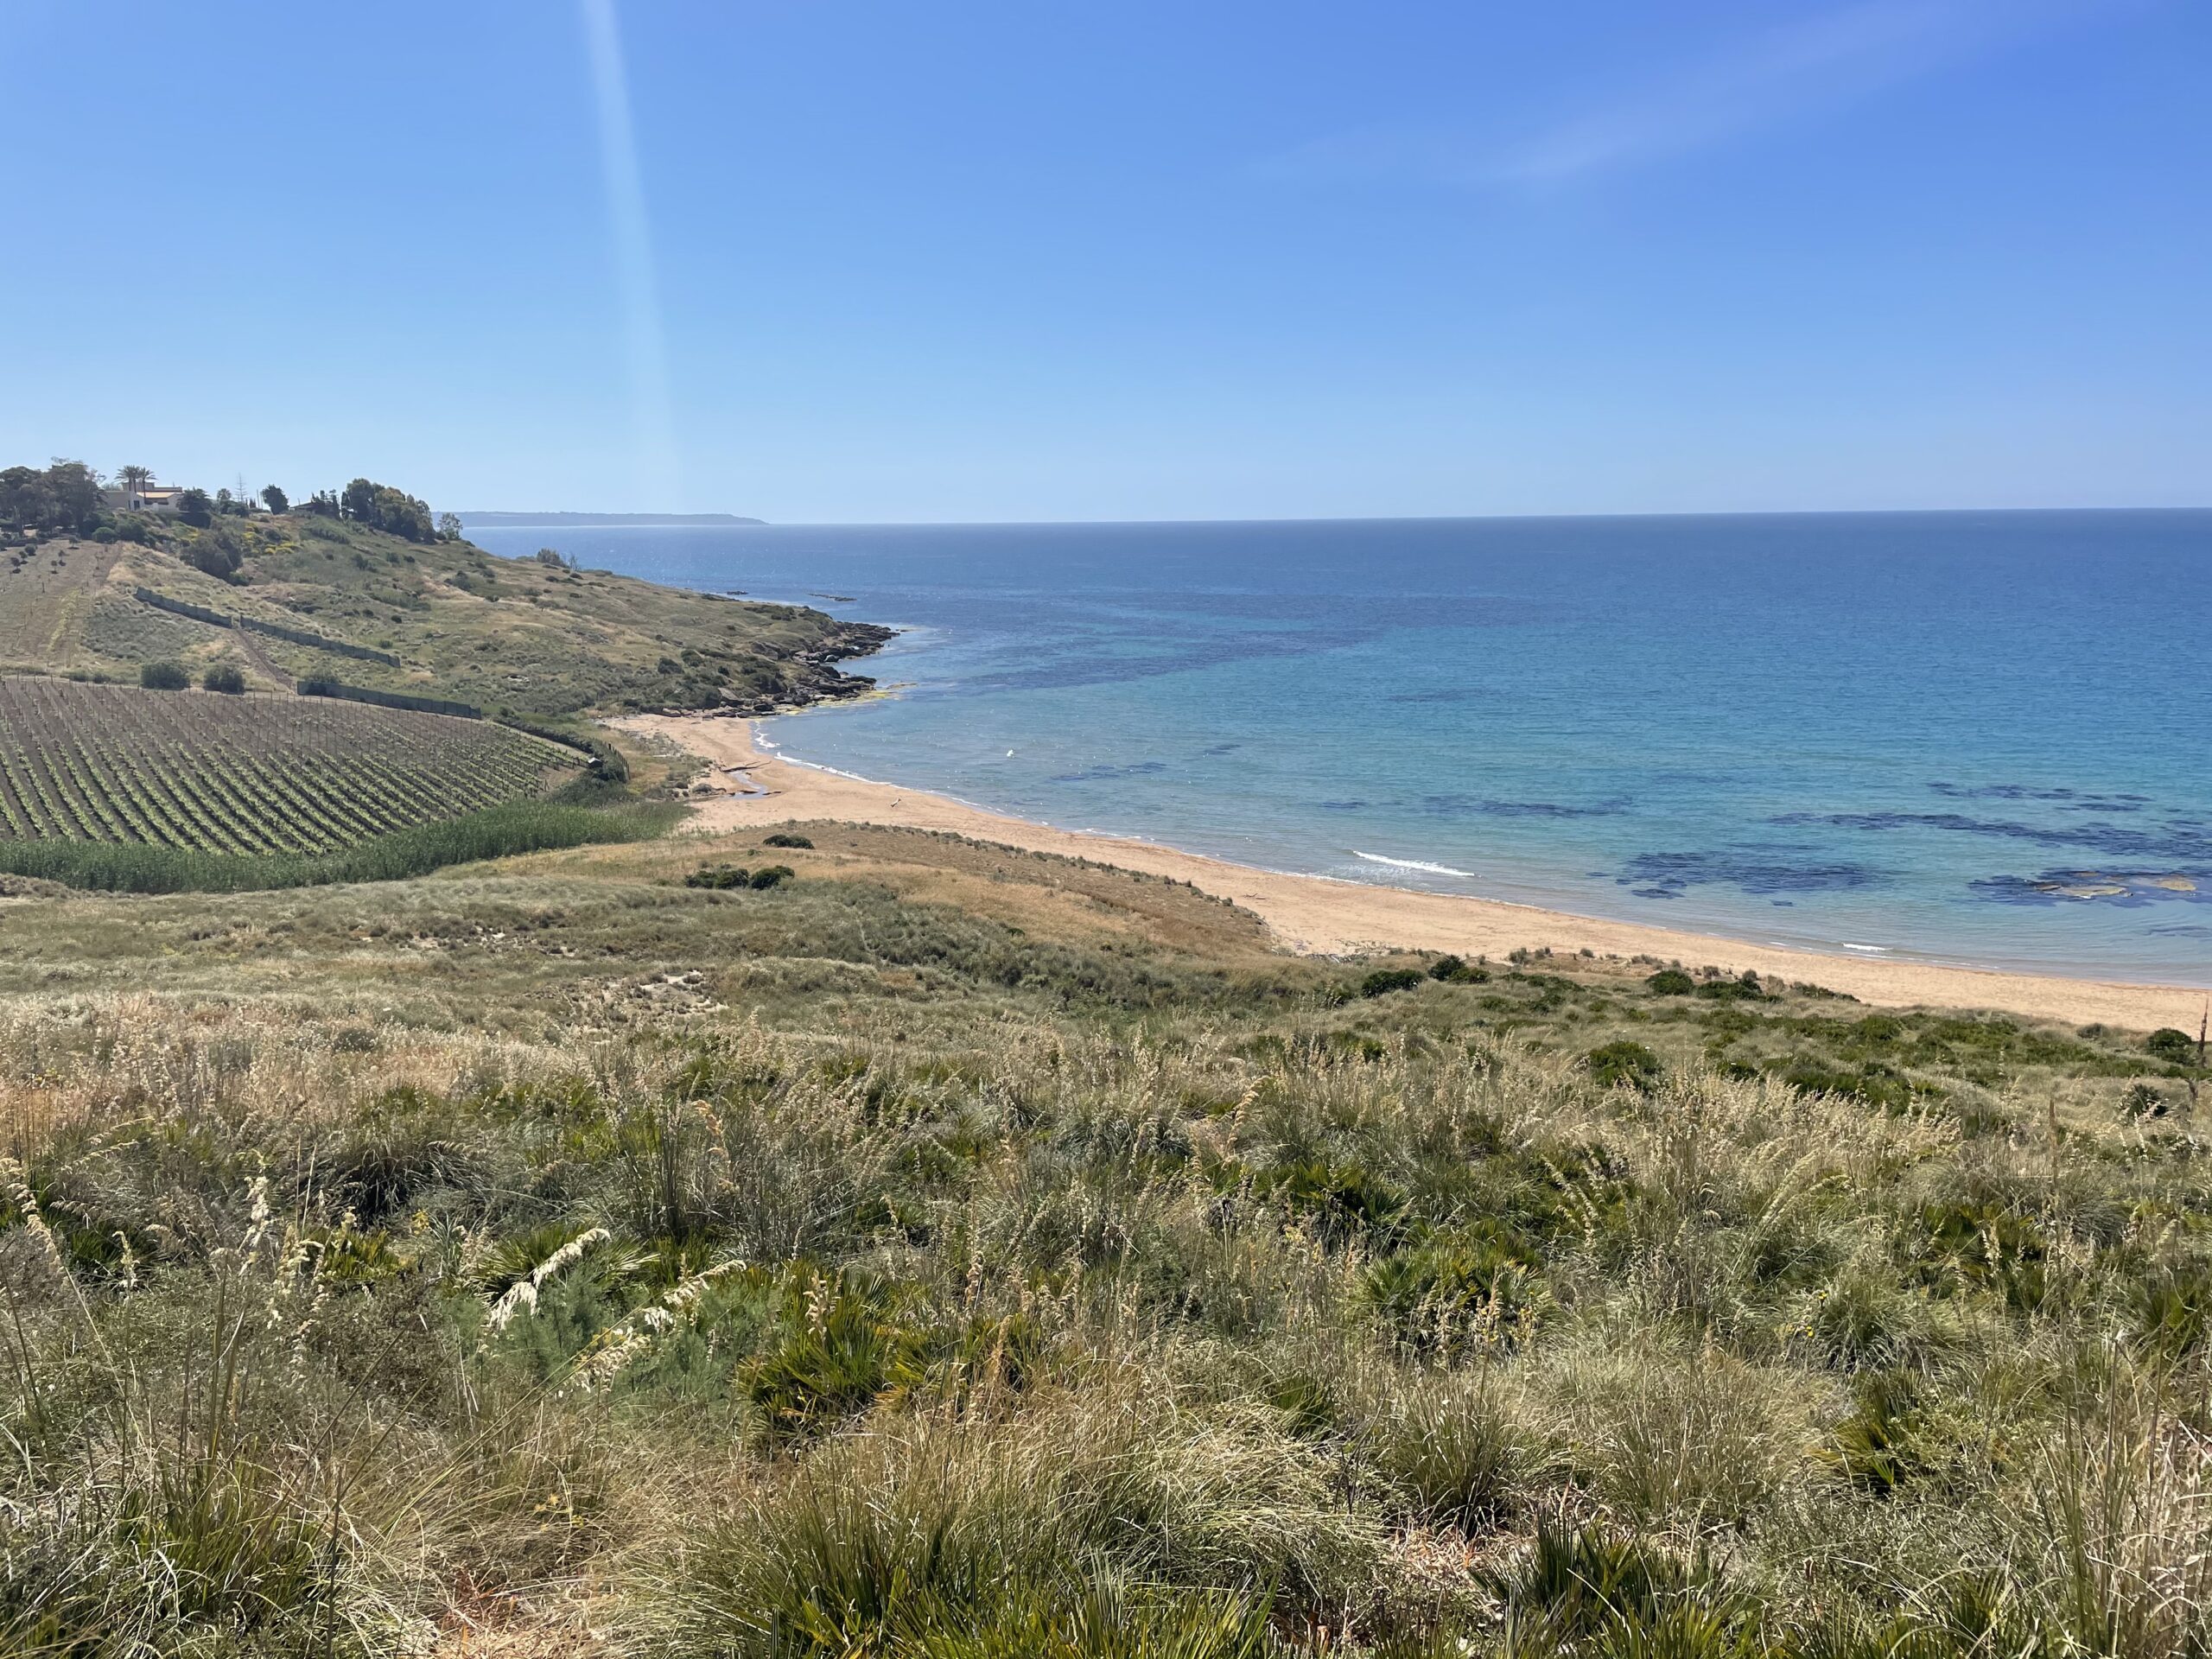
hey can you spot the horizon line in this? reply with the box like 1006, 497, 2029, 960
450, 502, 2212, 531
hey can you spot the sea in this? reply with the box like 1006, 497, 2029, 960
463, 512, 2212, 986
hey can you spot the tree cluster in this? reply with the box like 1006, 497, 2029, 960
173, 485, 257, 528
0, 460, 105, 535
0, 459, 456, 552
337, 478, 437, 543
181, 519, 246, 582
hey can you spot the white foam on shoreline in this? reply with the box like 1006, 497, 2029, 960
1354, 851, 1477, 879
772, 751, 892, 787
739, 733, 2208, 988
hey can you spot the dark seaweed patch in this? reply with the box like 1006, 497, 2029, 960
1420, 796, 1630, 820
1618, 849, 1885, 899
1050, 760, 1169, 783
1776, 811, 2212, 863
1929, 783, 2151, 806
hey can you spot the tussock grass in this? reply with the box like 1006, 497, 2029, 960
650, 1391, 1387, 1655
0, 843, 2209, 1653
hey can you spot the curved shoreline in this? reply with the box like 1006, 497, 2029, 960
614, 713, 2210, 1033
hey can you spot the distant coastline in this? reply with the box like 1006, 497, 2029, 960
452, 512, 767, 528
467, 512, 2212, 987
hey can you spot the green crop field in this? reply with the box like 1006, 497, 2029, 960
0, 674, 583, 855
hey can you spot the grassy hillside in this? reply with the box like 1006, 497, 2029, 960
2, 511, 889, 722
0, 535, 138, 668
2, 819, 2208, 1656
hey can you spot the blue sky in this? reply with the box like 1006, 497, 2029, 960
3, 1, 2206, 521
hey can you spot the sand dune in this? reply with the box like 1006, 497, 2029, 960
614, 714, 2210, 1033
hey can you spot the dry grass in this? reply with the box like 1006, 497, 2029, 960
0, 830, 2208, 1656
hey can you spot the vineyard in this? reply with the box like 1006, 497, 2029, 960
0, 676, 583, 855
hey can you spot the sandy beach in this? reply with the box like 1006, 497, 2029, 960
615, 713, 2210, 1033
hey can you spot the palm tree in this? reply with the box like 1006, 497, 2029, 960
117, 464, 151, 508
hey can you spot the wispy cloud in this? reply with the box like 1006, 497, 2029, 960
580, 0, 679, 508
1264, 0, 2126, 191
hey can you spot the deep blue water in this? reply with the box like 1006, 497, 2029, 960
467, 512, 2212, 983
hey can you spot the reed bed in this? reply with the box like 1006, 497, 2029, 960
0, 798, 679, 893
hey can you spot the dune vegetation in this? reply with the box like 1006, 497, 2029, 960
3, 819, 2208, 1656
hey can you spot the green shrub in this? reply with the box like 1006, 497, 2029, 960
200, 663, 246, 695
2146, 1027, 2198, 1064
138, 659, 188, 690
1256, 1158, 1407, 1245
1426, 953, 1487, 983
584, 737, 631, 783
764, 832, 813, 849
742, 1270, 928, 1431
182, 535, 241, 579
1912, 1198, 2049, 1313
2122, 1082, 2168, 1120
677, 862, 795, 893
1481, 1519, 1732, 1640
1363, 1227, 1546, 1349
1646, 968, 1696, 995
1819, 1370, 1933, 1496
2125, 1260, 2212, 1360
1587, 1040, 1662, 1090
1696, 971, 1769, 1002
1359, 967, 1424, 998
685, 864, 751, 890
1776, 1058, 1922, 1109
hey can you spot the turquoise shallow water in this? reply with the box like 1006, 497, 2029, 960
466, 512, 2212, 984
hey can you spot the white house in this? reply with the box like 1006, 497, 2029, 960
102, 484, 186, 514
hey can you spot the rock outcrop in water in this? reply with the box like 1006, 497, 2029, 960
713, 618, 898, 716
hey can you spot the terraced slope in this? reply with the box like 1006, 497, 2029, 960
0, 676, 582, 855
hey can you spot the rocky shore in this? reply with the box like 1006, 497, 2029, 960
715, 616, 898, 716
